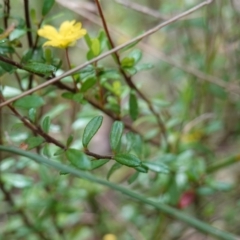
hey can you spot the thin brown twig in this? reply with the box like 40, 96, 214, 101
23, 0, 33, 47
84, 149, 112, 159
0, 0, 213, 108
3, 0, 10, 28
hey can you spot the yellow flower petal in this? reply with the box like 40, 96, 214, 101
37, 25, 59, 40
37, 20, 87, 48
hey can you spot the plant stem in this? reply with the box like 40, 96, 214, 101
23, 0, 33, 47
65, 48, 78, 91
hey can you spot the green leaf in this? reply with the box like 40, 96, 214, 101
0, 45, 15, 54
142, 162, 169, 174
21, 49, 33, 63
9, 29, 26, 41
84, 33, 92, 49
44, 48, 52, 64
129, 49, 142, 64
26, 136, 44, 150
72, 92, 84, 103
128, 171, 139, 184
42, 144, 50, 157
91, 159, 109, 170
126, 133, 143, 156
66, 148, 91, 170
99, 70, 121, 81
30, 9, 37, 24
91, 38, 100, 56
0, 60, 16, 73
28, 108, 36, 122
80, 77, 97, 92
2, 173, 33, 188
14, 95, 45, 109
53, 148, 65, 156
42, 0, 55, 16
135, 63, 154, 71
114, 153, 141, 167
42, 116, 50, 133
107, 162, 122, 180
135, 165, 148, 173
123, 67, 137, 75
82, 116, 103, 148
121, 57, 135, 68
24, 62, 55, 75
66, 135, 73, 148
86, 50, 95, 60
61, 92, 74, 100
129, 91, 138, 121
98, 30, 107, 52
110, 121, 124, 152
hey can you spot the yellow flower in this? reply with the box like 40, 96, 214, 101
37, 20, 87, 48
102, 234, 117, 240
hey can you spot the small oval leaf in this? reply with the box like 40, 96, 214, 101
114, 153, 141, 167
26, 136, 44, 150
82, 116, 103, 148
14, 95, 45, 109
42, 116, 50, 133
129, 49, 142, 64
121, 57, 135, 68
142, 162, 169, 174
135, 165, 148, 173
129, 91, 138, 121
42, 0, 55, 16
91, 159, 109, 170
28, 108, 37, 122
66, 148, 91, 170
91, 38, 100, 56
66, 135, 74, 148
24, 62, 55, 75
110, 121, 124, 152
80, 77, 97, 92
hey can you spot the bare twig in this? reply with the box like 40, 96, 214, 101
3, 0, 10, 28
0, 0, 213, 107
23, 0, 33, 47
